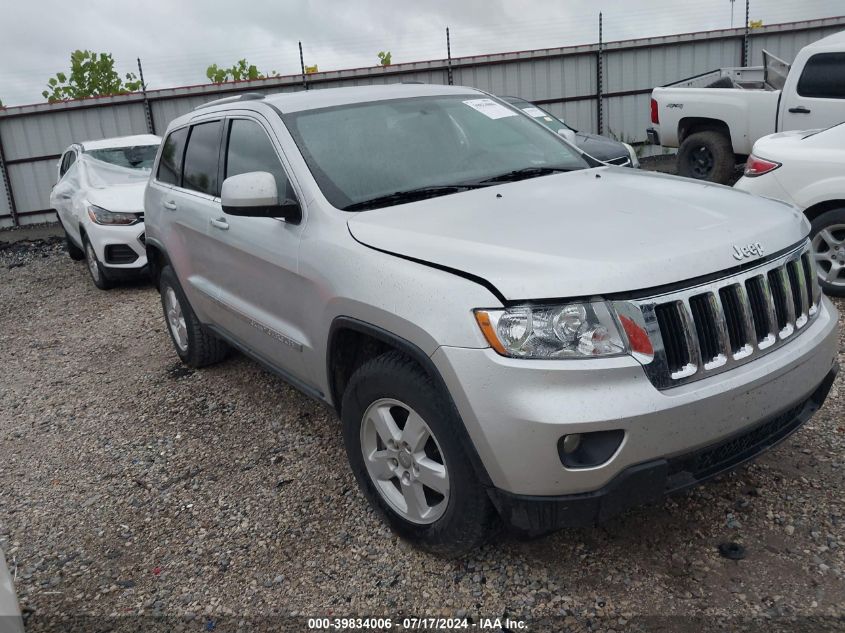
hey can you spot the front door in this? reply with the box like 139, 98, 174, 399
781, 52, 845, 131
201, 115, 312, 386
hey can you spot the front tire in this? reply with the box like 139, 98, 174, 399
810, 208, 845, 297
158, 265, 230, 367
341, 351, 496, 557
677, 130, 735, 184
83, 238, 113, 290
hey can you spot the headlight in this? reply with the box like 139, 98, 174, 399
474, 301, 627, 359
623, 143, 640, 168
87, 205, 140, 226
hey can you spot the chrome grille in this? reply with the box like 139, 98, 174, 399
627, 242, 821, 389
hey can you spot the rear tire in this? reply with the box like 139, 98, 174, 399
341, 351, 496, 557
158, 265, 230, 367
677, 130, 735, 184
809, 207, 845, 297
83, 237, 113, 290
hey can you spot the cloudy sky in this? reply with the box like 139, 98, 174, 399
0, 0, 841, 106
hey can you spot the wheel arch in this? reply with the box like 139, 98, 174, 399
678, 117, 732, 146
327, 316, 494, 488
144, 236, 173, 288
803, 199, 845, 223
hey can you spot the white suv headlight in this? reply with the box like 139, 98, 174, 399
474, 302, 627, 359
87, 205, 141, 226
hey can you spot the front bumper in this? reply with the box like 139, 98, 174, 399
86, 220, 148, 271
488, 367, 836, 535
431, 297, 839, 497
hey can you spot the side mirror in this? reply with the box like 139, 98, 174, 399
221, 171, 301, 224
558, 129, 578, 145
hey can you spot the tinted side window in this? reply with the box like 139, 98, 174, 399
225, 119, 293, 201
157, 127, 189, 186
183, 121, 223, 196
797, 53, 845, 99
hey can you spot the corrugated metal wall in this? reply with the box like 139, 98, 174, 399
1, 16, 843, 228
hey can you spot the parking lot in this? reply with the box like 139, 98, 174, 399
0, 237, 843, 631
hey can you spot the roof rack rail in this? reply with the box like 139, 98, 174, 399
194, 93, 265, 111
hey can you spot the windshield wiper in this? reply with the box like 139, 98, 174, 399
475, 166, 572, 184
342, 184, 487, 211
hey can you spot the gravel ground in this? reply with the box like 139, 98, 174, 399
1, 240, 844, 632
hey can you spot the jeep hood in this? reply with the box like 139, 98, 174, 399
347, 168, 808, 301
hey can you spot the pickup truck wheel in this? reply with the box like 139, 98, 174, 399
810, 208, 845, 297
158, 265, 230, 367
677, 131, 735, 183
83, 238, 114, 290
342, 351, 496, 557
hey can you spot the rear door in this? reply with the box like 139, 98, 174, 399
201, 114, 311, 384
52, 150, 81, 242
781, 52, 845, 131
150, 120, 223, 321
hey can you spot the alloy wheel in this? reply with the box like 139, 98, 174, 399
360, 398, 450, 525
85, 242, 100, 282
812, 224, 845, 288
164, 286, 189, 352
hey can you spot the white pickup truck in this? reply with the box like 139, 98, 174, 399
648, 29, 845, 183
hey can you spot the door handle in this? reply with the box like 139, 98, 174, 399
163, 200, 177, 211
788, 106, 811, 114
210, 217, 229, 230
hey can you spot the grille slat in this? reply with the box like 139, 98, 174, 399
655, 303, 689, 375
640, 244, 819, 390
745, 276, 772, 343
689, 294, 720, 364
718, 285, 748, 355
787, 259, 808, 326
766, 269, 789, 332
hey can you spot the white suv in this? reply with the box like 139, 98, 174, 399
144, 85, 839, 556
52, 135, 160, 289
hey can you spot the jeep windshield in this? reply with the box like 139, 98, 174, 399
282, 95, 590, 211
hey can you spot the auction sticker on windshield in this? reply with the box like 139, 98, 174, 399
522, 106, 546, 118
463, 98, 518, 119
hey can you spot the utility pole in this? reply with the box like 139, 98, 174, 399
742, 0, 750, 66
596, 12, 603, 135
446, 27, 453, 86
137, 58, 155, 135
299, 41, 308, 91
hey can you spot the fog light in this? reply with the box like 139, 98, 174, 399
561, 434, 582, 454
558, 429, 625, 469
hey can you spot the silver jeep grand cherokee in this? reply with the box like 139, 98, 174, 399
144, 84, 839, 556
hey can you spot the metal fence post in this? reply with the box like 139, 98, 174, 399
446, 27, 454, 85
299, 42, 308, 91
596, 12, 604, 135
0, 126, 18, 227
137, 58, 156, 135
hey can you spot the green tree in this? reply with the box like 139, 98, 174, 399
377, 51, 392, 66
206, 59, 278, 83
0, 98, 4, 108
42, 50, 142, 102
